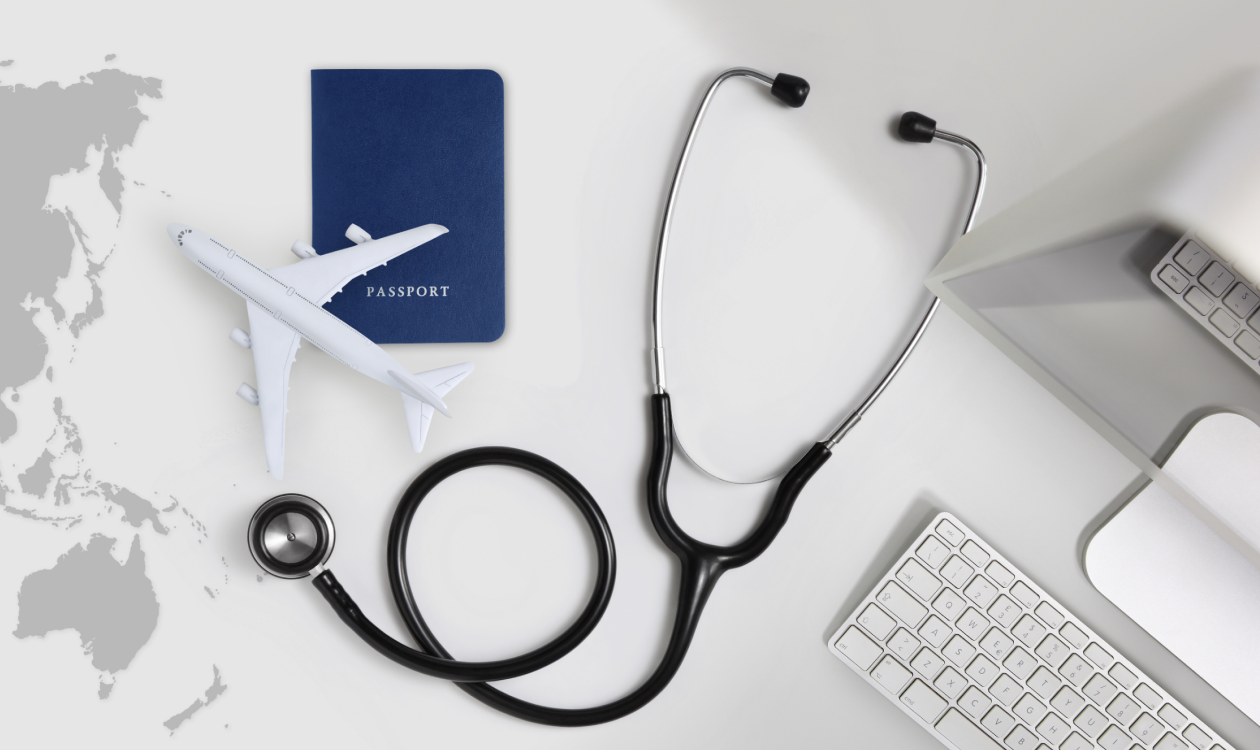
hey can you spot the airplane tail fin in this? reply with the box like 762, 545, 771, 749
401, 362, 474, 452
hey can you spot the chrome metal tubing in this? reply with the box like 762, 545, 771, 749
651, 68, 774, 394
824, 127, 987, 448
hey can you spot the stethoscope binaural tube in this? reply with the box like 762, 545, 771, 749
281, 69, 986, 728
651, 76, 987, 480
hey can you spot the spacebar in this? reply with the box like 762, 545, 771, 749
936, 708, 1002, 750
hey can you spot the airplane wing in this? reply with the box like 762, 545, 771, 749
400, 362, 474, 452
246, 301, 302, 479
269, 224, 448, 305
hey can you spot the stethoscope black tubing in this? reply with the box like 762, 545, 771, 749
314, 393, 831, 726
312, 446, 616, 683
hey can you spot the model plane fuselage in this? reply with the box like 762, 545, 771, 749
168, 222, 473, 479
171, 224, 442, 404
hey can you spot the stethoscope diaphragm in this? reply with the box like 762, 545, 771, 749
247, 494, 335, 579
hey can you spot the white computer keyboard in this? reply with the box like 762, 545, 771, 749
1151, 232, 1260, 375
828, 512, 1235, 750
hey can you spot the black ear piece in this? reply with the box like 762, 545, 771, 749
771, 73, 810, 107
898, 111, 937, 142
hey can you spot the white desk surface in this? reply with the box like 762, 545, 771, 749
2, 1, 1259, 747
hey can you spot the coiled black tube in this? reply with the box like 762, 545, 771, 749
314, 394, 831, 726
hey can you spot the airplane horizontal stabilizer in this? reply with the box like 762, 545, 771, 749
401, 362, 474, 452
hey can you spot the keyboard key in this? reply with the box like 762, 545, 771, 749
989, 673, 1022, 705
1175, 241, 1210, 275
967, 654, 1000, 687
944, 635, 977, 666
1059, 653, 1093, 687
1108, 663, 1138, 690
1159, 264, 1190, 293
1083, 673, 1118, 705
871, 654, 912, 694
1157, 704, 1187, 731
834, 626, 883, 669
965, 576, 999, 608
1183, 724, 1212, 750
911, 647, 945, 679
988, 594, 1021, 625
1004, 724, 1038, 749
1010, 581, 1038, 608
1155, 733, 1191, 750
1185, 286, 1215, 314
985, 561, 1014, 587
1210, 308, 1240, 336
981, 706, 1015, 736
1134, 683, 1162, 709
875, 581, 927, 626
1223, 283, 1259, 318
934, 587, 969, 622
936, 519, 965, 546
1107, 693, 1140, 723
1098, 724, 1132, 750
960, 685, 993, 717
918, 614, 952, 648
1084, 642, 1114, 669
961, 540, 989, 566
1201, 262, 1235, 296
1130, 712, 1163, 745
1235, 329, 1260, 359
897, 558, 942, 600
1059, 621, 1089, 649
959, 607, 990, 640
1060, 732, 1092, 750
934, 666, 968, 699
888, 627, 921, 660
1003, 646, 1037, 680
1012, 614, 1047, 647
1073, 705, 1108, 738
1051, 686, 1086, 718
1036, 712, 1071, 744
1013, 693, 1047, 725
1035, 634, 1070, 668
1027, 666, 1062, 699
916, 535, 949, 568
1034, 602, 1064, 628
856, 603, 897, 640
980, 627, 1014, 660
901, 678, 948, 723
941, 555, 975, 587
937, 708, 1004, 750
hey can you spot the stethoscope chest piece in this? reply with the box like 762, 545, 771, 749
248, 494, 335, 578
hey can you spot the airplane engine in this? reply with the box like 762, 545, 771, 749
229, 327, 251, 349
345, 223, 372, 244
291, 240, 317, 259
237, 383, 260, 406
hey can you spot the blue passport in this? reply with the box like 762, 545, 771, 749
311, 69, 504, 343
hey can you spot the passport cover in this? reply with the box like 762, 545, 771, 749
311, 69, 504, 343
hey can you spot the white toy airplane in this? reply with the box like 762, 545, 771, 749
168, 221, 473, 479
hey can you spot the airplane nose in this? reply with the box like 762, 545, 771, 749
166, 223, 191, 245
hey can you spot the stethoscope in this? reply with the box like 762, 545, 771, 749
247, 67, 986, 727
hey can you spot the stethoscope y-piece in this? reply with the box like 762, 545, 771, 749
248, 68, 985, 727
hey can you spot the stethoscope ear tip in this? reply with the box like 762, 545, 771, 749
898, 111, 938, 143
771, 73, 810, 108
248, 494, 336, 579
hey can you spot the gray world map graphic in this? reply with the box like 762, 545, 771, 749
1, 61, 225, 731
